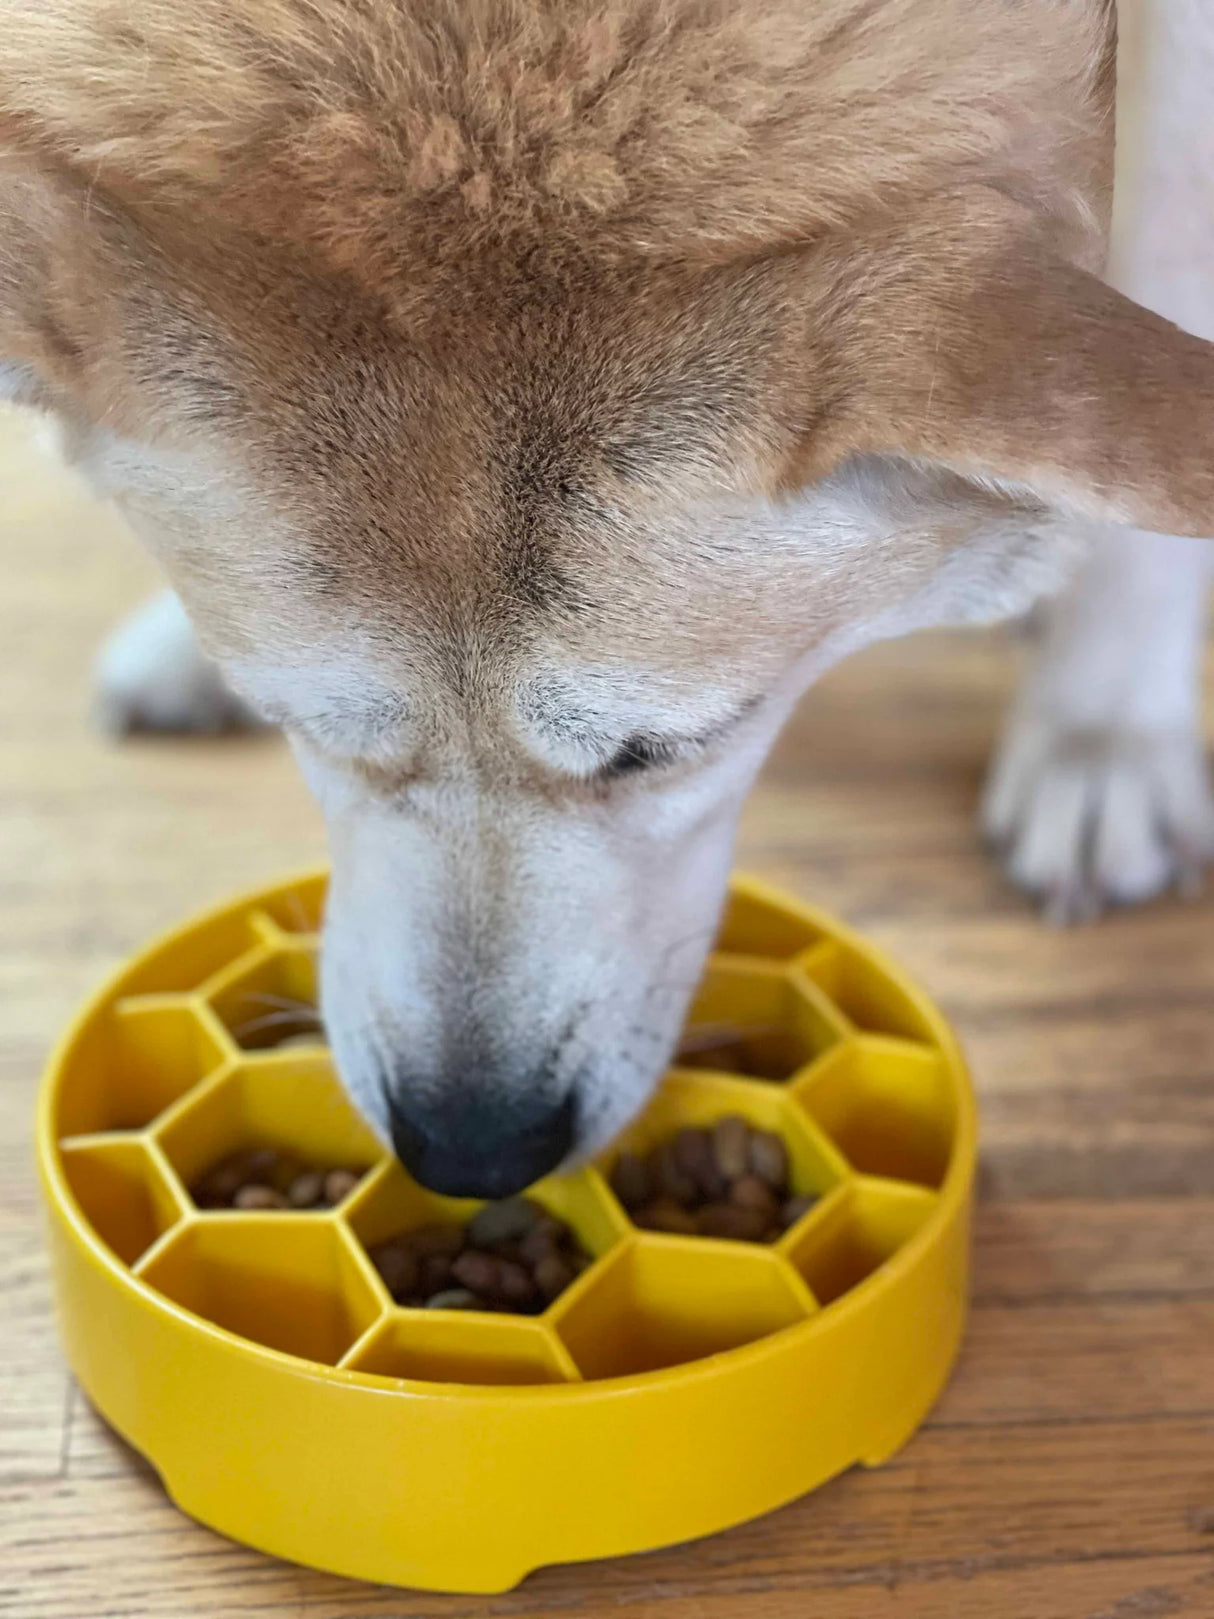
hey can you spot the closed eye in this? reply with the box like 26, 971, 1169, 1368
600, 734, 684, 777
594, 696, 764, 781
520, 683, 763, 781
597, 724, 744, 780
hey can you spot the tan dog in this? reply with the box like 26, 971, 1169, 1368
3, 0, 1212, 1195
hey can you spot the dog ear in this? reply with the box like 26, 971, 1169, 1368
788, 191, 1214, 538
0, 164, 91, 407
0, 154, 151, 428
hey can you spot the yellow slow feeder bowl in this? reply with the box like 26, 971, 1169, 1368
37, 870, 975, 1594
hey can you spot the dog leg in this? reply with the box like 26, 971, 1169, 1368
983, 528, 1214, 918
92, 590, 262, 735
984, 0, 1214, 918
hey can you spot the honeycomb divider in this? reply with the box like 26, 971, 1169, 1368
246, 905, 321, 953
37, 867, 976, 1594
342, 1308, 582, 1386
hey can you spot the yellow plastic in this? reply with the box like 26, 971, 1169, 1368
37, 870, 976, 1594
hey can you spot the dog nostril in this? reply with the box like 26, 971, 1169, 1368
386, 1091, 576, 1200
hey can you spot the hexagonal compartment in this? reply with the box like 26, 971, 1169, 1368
552, 1238, 813, 1378
784, 1178, 938, 1306
154, 1060, 382, 1208
713, 886, 827, 960
205, 946, 321, 1050
343, 1312, 577, 1385
54, 999, 230, 1138
348, 1160, 626, 1315
797, 942, 932, 1043
678, 958, 846, 1080
794, 1040, 956, 1188
59, 1137, 189, 1267
599, 1069, 848, 1243
136, 1219, 384, 1364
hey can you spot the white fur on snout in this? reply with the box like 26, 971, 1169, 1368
299, 718, 778, 1163
244, 453, 1086, 1157
93, 589, 263, 735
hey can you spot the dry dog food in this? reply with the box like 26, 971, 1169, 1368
610, 1116, 816, 1242
368, 1196, 592, 1313
192, 1147, 364, 1210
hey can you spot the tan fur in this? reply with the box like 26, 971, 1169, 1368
0, 0, 1107, 280
0, 0, 1208, 549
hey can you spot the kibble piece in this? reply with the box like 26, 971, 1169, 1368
408, 1222, 466, 1258
670, 1127, 710, 1179
496, 1258, 539, 1308
782, 1192, 819, 1229
711, 1115, 752, 1181
371, 1243, 419, 1300
287, 1169, 326, 1209
233, 1183, 290, 1211
193, 1160, 248, 1206
633, 1197, 700, 1236
243, 1148, 281, 1183
420, 1252, 456, 1294
467, 1196, 542, 1249
534, 1252, 575, 1303
696, 1202, 769, 1242
650, 1140, 698, 1206
451, 1249, 500, 1296
518, 1216, 566, 1266
323, 1167, 360, 1206
425, 1288, 480, 1311
749, 1129, 790, 1190
671, 1128, 729, 1200
729, 1173, 779, 1218
609, 1152, 650, 1212
696, 1160, 731, 1202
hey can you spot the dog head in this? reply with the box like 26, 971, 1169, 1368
4, 1, 1214, 1194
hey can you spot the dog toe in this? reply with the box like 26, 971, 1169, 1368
983, 715, 1214, 920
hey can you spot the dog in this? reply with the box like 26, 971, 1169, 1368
2, 0, 1212, 1198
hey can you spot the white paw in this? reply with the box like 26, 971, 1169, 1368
92, 592, 263, 736
982, 713, 1214, 921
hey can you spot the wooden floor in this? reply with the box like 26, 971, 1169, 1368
4, 406, 1214, 1618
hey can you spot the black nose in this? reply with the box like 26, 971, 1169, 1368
386, 1089, 576, 1199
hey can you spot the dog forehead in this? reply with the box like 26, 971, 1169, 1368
201, 270, 771, 609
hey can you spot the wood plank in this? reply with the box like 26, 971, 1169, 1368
0, 1216, 68, 1485
972, 1199, 1214, 1300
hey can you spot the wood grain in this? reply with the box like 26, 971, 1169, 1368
4, 406, 1214, 1616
